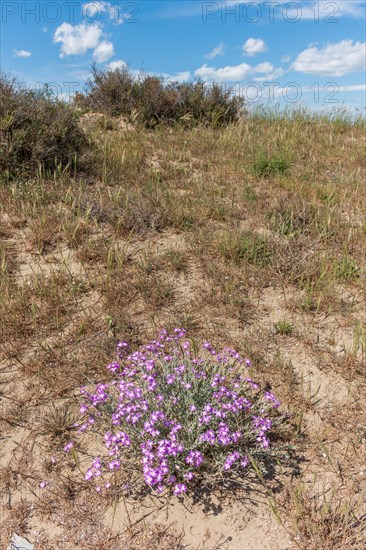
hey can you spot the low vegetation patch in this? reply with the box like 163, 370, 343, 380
218, 229, 272, 267
60, 329, 289, 496
254, 152, 290, 178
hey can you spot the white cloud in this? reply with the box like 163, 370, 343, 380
13, 49, 32, 58
82, 1, 128, 24
205, 43, 224, 60
157, 71, 191, 83
337, 84, 366, 92
335, 0, 365, 18
254, 67, 286, 81
166, 71, 191, 83
82, 2, 109, 17
42, 26, 48, 33
194, 61, 280, 82
93, 40, 115, 62
254, 62, 274, 73
285, 0, 365, 20
242, 38, 267, 56
195, 63, 252, 82
54, 22, 103, 57
109, 5, 130, 24
108, 59, 127, 71
67, 69, 92, 81
281, 55, 291, 63
293, 40, 366, 76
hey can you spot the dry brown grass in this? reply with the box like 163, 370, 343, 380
1, 111, 365, 548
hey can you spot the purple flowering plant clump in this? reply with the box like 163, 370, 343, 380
66, 329, 286, 496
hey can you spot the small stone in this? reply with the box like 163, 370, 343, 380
7, 533, 34, 550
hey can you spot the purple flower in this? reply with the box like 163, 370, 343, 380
108, 459, 121, 470
63, 441, 74, 452
199, 404, 214, 424
203, 341, 217, 356
223, 451, 241, 471
107, 362, 121, 373
252, 416, 272, 449
150, 411, 165, 424
263, 391, 281, 408
246, 378, 259, 389
166, 374, 176, 384
186, 450, 203, 467
85, 469, 93, 480
241, 456, 249, 468
231, 430, 242, 442
70, 330, 283, 498
200, 430, 216, 445
117, 342, 129, 352
174, 483, 187, 495
39, 480, 48, 489
257, 435, 270, 448
145, 359, 155, 371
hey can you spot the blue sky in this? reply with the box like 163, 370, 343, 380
1, 1, 365, 112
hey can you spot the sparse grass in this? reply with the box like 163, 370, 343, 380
136, 272, 175, 308
275, 320, 293, 335
1, 105, 365, 547
242, 183, 258, 202
334, 256, 361, 282
218, 229, 272, 267
282, 483, 366, 549
0, 268, 87, 345
269, 199, 319, 237
164, 248, 188, 273
352, 320, 366, 358
34, 402, 78, 440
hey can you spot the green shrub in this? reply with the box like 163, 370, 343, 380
78, 65, 245, 128
254, 152, 290, 178
0, 73, 87, 181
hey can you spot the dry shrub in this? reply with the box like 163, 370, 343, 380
0, 73, 88, 180
77, 65, 245, 128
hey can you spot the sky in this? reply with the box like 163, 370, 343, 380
1, 0, 366, 113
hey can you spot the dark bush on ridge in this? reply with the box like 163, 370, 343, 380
0, 73, 87, 181
76, 65, 245, 127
